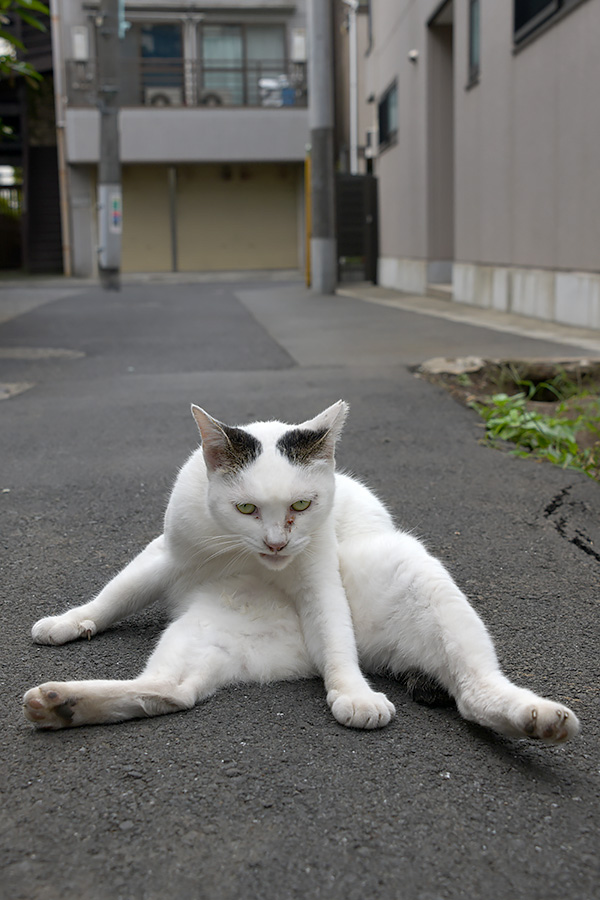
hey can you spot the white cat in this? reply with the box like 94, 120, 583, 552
23, 401, 579, 743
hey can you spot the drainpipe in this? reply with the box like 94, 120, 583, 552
343, 0, 359, 175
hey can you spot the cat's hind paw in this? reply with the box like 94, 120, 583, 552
23, 684, 80, 729
32, 614, 97, 645
328, 689, 396, 730
518, 700, 580, 744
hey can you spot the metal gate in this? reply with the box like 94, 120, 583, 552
336, 173, 378, 283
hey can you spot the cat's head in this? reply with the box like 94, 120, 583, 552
191, 401, 348, 571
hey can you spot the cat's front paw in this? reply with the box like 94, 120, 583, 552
32, 614, 96, 645
518, 700, 580, 744
327, 689, 396, 729
23, 684, 80, 729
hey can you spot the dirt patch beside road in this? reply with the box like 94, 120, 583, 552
415, 356, 600, 477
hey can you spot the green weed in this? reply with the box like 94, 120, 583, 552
470, 383, 600, 481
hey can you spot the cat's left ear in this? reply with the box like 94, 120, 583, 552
278, 400, 349, 464
298, 400, 349, 447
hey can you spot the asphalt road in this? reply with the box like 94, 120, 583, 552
1, 279, 598, 900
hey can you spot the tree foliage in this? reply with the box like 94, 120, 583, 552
0, 0, 50, 85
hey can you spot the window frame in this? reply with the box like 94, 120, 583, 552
378, 79, 398, 152
513, 0, 588, 46
198, 21, 287, 107
468, 0, 480, 86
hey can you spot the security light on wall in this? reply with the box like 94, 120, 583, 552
408, 49, 419, 63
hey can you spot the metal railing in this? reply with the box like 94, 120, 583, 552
65, 58, 308, 109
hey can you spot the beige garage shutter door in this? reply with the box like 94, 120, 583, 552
121, 162, 300, 273
176, 163, 299, 272
121, 164, 172, 274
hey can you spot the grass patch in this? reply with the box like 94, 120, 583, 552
416, 359, 600, 482
470, 372, 600, 480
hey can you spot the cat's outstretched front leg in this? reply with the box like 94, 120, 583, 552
293, 541, 395, 730
32, 535, 171, 645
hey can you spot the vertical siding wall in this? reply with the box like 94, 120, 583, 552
367, 1, 428, 292
455, 0, 600, 274
369, 0, 600, 327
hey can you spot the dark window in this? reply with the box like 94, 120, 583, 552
120, 22, 184, 105
140, 23, 182, 60
468, 0, 480, 84
378, 80, 397, 150
514, 0, 560, 42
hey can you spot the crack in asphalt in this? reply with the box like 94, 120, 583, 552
544, 485, 600, 563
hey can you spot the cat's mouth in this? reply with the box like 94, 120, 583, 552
258, 551, 293, 570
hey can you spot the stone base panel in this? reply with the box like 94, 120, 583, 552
379, 257, 600, 329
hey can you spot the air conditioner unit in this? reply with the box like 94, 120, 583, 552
199, 90, 231, 106
364, 126, 379, 159
144, 87, 183, 107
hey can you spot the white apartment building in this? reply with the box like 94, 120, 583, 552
51, 0, 309, 276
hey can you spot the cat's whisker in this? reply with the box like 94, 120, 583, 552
185, 534, 247, 567
201, 542, 246, 567
220, 546, 254, 577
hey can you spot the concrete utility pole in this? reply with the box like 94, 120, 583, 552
96, 0, 122, 290
308, 0, 336, 294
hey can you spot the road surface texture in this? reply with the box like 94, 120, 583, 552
1, 278, 598, 900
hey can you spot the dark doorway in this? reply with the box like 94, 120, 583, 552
336, 173, 378, 284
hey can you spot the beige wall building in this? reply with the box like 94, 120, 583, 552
363, 0, 600, 329
51, 0, 309, 277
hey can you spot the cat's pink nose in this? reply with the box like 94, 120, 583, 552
264, 539, 288, 553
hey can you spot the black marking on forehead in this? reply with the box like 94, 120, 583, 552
276, 427, 330, 465
217, 425, 262, 473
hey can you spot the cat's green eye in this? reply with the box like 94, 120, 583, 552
291, 500, 311, 512
236, 502, 256, 515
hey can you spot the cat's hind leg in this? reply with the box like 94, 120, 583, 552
25, 610, 231, 728
23, 676, 195, 729
342, 532, 580, 744
24, 620, 238, 729
32, 535, 171, 645
25, 580, 313, 729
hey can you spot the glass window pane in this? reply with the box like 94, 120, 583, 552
378, 81, 397, 147
514, 0, 559, 39
140, 24, 182, 59
201, 26, 243, 105
202, 25, 242, 67
388, 83, 397, 134
469, 0, 480, 77
246, 25, 285, 63
139, 24, 183, 95
246, 25, 286, 105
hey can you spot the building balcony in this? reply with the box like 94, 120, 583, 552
65, 58, 307, 110
63, 57, 309, 164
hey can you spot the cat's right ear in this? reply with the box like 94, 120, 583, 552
191, 405, 260, 474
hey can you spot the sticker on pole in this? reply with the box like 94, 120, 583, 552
109, 191, 122, 234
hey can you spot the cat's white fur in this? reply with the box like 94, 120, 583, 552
24, 401, 579, 743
